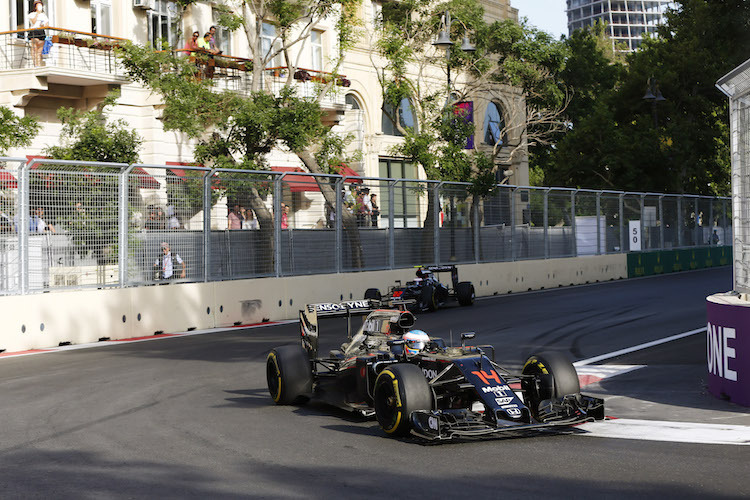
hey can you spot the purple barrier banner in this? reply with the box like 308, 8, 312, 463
706, 297, 750, 407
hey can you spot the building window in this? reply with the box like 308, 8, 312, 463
149, 0, 176, 48
310, 29, 323, 71
91, 0, 112, 36
262, 22, 283, 68
382, 97, 418, 136
345, 94, 365, 151
483, 101, 506, 147
378, 158, 419, 228
212, 9, 230, 55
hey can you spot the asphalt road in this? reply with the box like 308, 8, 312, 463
0, 267, 748, 499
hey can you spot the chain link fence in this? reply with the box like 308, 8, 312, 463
0, 157, 732, 295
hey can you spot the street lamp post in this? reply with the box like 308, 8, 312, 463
643, 77, 666, 127
433, 11, 475, 262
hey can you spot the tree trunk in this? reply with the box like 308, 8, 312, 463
246, 186, 275, 275
422, 193, 436, 264
297, 150, 364, 269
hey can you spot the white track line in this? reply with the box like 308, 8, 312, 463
574, 327, 706, 366
577, 418, 750, 445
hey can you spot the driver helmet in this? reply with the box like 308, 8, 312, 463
403, 329, 430, 356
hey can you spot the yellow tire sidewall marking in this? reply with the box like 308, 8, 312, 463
268, 352, 282, 403
379, 370, 403, 434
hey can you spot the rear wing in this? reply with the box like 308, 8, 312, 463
418, 265, 459, 289
300, 299, 414, 358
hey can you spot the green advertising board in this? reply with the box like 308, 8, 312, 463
627, 246, 731, 278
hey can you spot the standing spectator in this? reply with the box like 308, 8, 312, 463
166, 204, 180, 229
370, 193, 380, 227
362, 188, 372, 227
228, 205, 242, 230
281, 203, 289, 229
711, 229, 720, 245
154, 242, 186, 280
27, 1, 48, 67
242, 207, 259, 229
31, 207, 55, 233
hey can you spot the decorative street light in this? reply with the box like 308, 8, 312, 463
433, 11, 475, 262
643, 77, 667, 127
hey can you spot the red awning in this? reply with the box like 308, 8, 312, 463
271, 166, 361, 192
0, 170, 18, 189
132, 167, 161, 189
333, 165, 363, 182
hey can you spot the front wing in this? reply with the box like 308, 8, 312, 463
409, 394, 605, 440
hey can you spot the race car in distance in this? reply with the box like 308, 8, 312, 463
364, 265, 475, 312
266, 300, 604, 440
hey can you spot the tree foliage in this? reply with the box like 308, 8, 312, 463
0, 106, 40, 156
536, 0, 750, 196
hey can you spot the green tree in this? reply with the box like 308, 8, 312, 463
118, 0, 367, 270
0, 106, 40, 155
43, 94, 142, 263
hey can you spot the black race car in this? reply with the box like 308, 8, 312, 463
266, 300, 604, 440
364, 265, 475, 312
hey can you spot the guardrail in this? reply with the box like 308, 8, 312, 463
0, 157, 731, 295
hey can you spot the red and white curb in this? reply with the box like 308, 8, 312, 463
575, 364, 644, 387
0, 320, 298, 360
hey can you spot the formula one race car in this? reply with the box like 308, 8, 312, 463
364, 265, 475, 312
266, 300, 604, 440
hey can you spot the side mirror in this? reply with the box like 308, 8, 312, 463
387, 339, 405, 347
460, 332, 475, 348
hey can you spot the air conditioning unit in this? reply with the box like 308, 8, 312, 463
133, 0, 153, 10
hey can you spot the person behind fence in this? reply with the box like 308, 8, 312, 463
370, 193, 379, 227
27, 1, 49, 67
228, 204, 242, 230
27, 207, 55, 233
154, 242, 186, 280
711, 229, 720, 245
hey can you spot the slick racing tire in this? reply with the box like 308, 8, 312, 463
364, 288, 382, 301
373, 363, 433, 437
456, 281, 475, 306
420, 285, 438, 312
266, 345, 313, 405
521, 351, 580, 418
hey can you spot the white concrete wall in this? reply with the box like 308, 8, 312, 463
0, 254, 626, 353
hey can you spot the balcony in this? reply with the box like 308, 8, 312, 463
263, 67, 349, 124
0, 28, 130, 107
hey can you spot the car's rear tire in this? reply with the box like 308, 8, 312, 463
456, 281, 475, 306
266, 345, 313, 405
373, 363, 433, 437
364, 288, 382, 301
521, 351, 580, 418
420, 285, 438, 312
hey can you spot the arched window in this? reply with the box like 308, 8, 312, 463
345, 93, 365, 150
483, 101, 506, 146
382, 97, 418, 136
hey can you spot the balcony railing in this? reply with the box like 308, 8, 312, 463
0, 27, 129, 79
263, 66, 350, 108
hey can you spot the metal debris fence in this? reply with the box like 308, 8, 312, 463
0, 157, 731, 295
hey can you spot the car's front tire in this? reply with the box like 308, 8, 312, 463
373, 363, 433, 437
521, 351, 580, 419
266, 345, 313, 405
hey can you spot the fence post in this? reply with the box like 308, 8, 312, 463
119, 166, 134, 287
571, 190, 577, 257
659, 195, 665, 250
473, 194, 480, 264
388, 180, 396, 269
543, 189, 549, 259
203, 169, 214, 282
722, 198, 728, 242
434, 182, 442, 265
595, 191, 601, 255
709, 197, 714, 244
676, 196, 683, 247
511, 187, 517, 261
640, 194, 645, 251
694, 198, 699, 246
335, 177, 343, 273
618, 193, 625, 253
274, 174, 282, 277
19, 160, 29, 294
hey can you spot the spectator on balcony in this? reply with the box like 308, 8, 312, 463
198, 32, 220, 55
27, 0, 49, 67
184, 31, 200, 54
209, 26, 223, 55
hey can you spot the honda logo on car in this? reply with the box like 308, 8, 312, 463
428, 416, 439, 430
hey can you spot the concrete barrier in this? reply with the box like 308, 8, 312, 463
706, 293, 750, 407
0, 254, 627, 353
